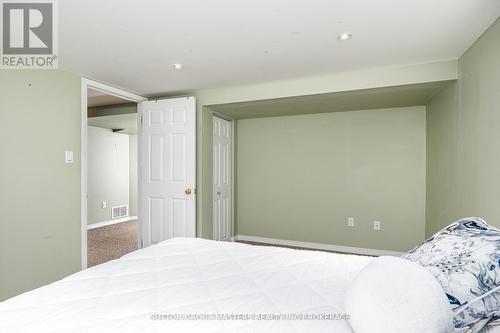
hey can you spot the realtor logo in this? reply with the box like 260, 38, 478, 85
1, 0, 58, 68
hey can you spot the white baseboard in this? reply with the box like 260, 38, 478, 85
87, 216, 138, 230
235, 235, 404, 257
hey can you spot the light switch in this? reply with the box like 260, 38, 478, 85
101, 201, 107, 209
65, 151, 74, 164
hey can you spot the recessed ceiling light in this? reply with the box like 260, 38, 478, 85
337, 32, 352, 41
172, 63, 184, 70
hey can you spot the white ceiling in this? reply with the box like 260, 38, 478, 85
60, 0, 500, 96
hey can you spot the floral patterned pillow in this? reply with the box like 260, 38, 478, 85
403, 217, 500, 330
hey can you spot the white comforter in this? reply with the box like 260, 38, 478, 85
0, 238, 373, 333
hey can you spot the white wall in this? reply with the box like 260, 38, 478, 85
129, 134, 138, 217
87, 126, 130, 224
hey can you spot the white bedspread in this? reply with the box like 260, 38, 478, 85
0, 238, 373, 333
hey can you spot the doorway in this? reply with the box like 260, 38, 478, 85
81, 79, 147, 269
85, 87, 143, 267
81, 80, 197, 269
213, 116, 233, 241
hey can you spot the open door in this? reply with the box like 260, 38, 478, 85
139, 97, 196, 247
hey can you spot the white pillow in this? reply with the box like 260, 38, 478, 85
345, 256, 455, 333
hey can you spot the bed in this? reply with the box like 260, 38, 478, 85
0, 237, 373, 333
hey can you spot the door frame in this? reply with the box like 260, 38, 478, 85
212, 114, 235, 241
80, 78, 147, 269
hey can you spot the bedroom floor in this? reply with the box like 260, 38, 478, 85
87, 220, 138, 267
87, 224, 370, 268
237, 240, 373, 256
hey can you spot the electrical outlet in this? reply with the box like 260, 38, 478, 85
101, 201, 107, 209
348, 217, 354, 227
373, 220, 381, 231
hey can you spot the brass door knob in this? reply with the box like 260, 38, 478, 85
185, 188, 192, 195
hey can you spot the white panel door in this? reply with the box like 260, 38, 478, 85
139, 97, 196, 247
213, 116, 232, 241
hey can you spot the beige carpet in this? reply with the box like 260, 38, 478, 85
87, 220, 138, 268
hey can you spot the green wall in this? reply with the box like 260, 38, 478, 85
236, 107, 426, 251
0, 57, 471, 299
0, 70, 82, 301
195, 60, 457, 244
426, 18, 500, 235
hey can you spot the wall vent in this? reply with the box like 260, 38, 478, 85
112, 205, 129, 219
